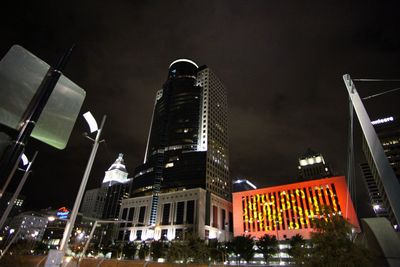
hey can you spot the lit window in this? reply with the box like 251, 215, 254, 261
165, 162, 174, 168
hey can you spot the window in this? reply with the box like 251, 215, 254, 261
162, 203, 171, 225
161, 229, 168, 240
186, 200, 195, 224
221, 209, 226, 230
212, 205, 218, 228
127, 207, 135, 227
122, 208, 128, 219
138, 206, 146, 223
176, 202, 184, 224
136, 230, 142, 240
229, 212, 233, 232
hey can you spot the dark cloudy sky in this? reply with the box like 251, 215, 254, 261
1, 0, 399, 218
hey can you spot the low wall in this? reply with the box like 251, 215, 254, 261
0, 256, 211, 267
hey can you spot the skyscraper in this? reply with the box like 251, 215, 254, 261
116, 60, 232, 242
131, 59, 230, 226
297, 148, 333, 181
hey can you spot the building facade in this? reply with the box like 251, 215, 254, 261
8, 211, 48, 242
232, 176, 359, 240
80, 188, 106, 219
361, 116, 400, 227
118, 188, 232, 242
297, 148, 333, 181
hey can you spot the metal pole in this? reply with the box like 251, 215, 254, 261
0, 151, 38, 230
345, 97, 354, 218
0, 153, 22, 199
59, 115, 106, 253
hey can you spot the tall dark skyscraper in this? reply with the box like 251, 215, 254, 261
131, 59, 230, 225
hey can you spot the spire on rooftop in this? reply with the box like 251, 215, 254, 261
108, 153, 127, 173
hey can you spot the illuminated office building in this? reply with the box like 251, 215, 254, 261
118, 188, 232, 242
232, 176, 359, 240
131, 59, 230, 226
361, 116, 400, 227
297, 148, 333, 181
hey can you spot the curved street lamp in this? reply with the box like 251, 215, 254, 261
47, 112, 106, 266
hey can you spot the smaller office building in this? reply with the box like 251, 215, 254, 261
232, 176, 359, 240
118, 188, 233, 242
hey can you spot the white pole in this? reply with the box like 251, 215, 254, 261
59, 115, 106, 253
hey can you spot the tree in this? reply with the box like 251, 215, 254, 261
109, 242, 123, 258
100, 241, 121, 258
166, 233, 209, 263
187, 233, 209, 263
227, 235, 255, 264
122, 242, 137, 260
138, 242, 150, 260
33, 241, 48, 255
166, 240, 191, 263
209, 241, 229, 263
287, 234, 307, 265
308, 207, 373, 267
256, 234, 278, 263
150, 240, 166, 261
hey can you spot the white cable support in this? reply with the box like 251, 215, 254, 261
362, 87, 400, 100
353, 78, 400, 82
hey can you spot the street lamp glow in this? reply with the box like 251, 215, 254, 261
83, 111, 99, 133
373, 204, 381, 211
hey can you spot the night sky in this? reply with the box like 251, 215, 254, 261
1, 1, 399, 219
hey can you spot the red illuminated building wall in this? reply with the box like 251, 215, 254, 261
232, 176, 359, 240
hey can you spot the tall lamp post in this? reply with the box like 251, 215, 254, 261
0, 151, 38, 230
47, 112, 106, 266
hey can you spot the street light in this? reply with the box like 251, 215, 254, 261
0, 228, 20, 260
0, 151, 38, 230
48, 112, 106, 266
